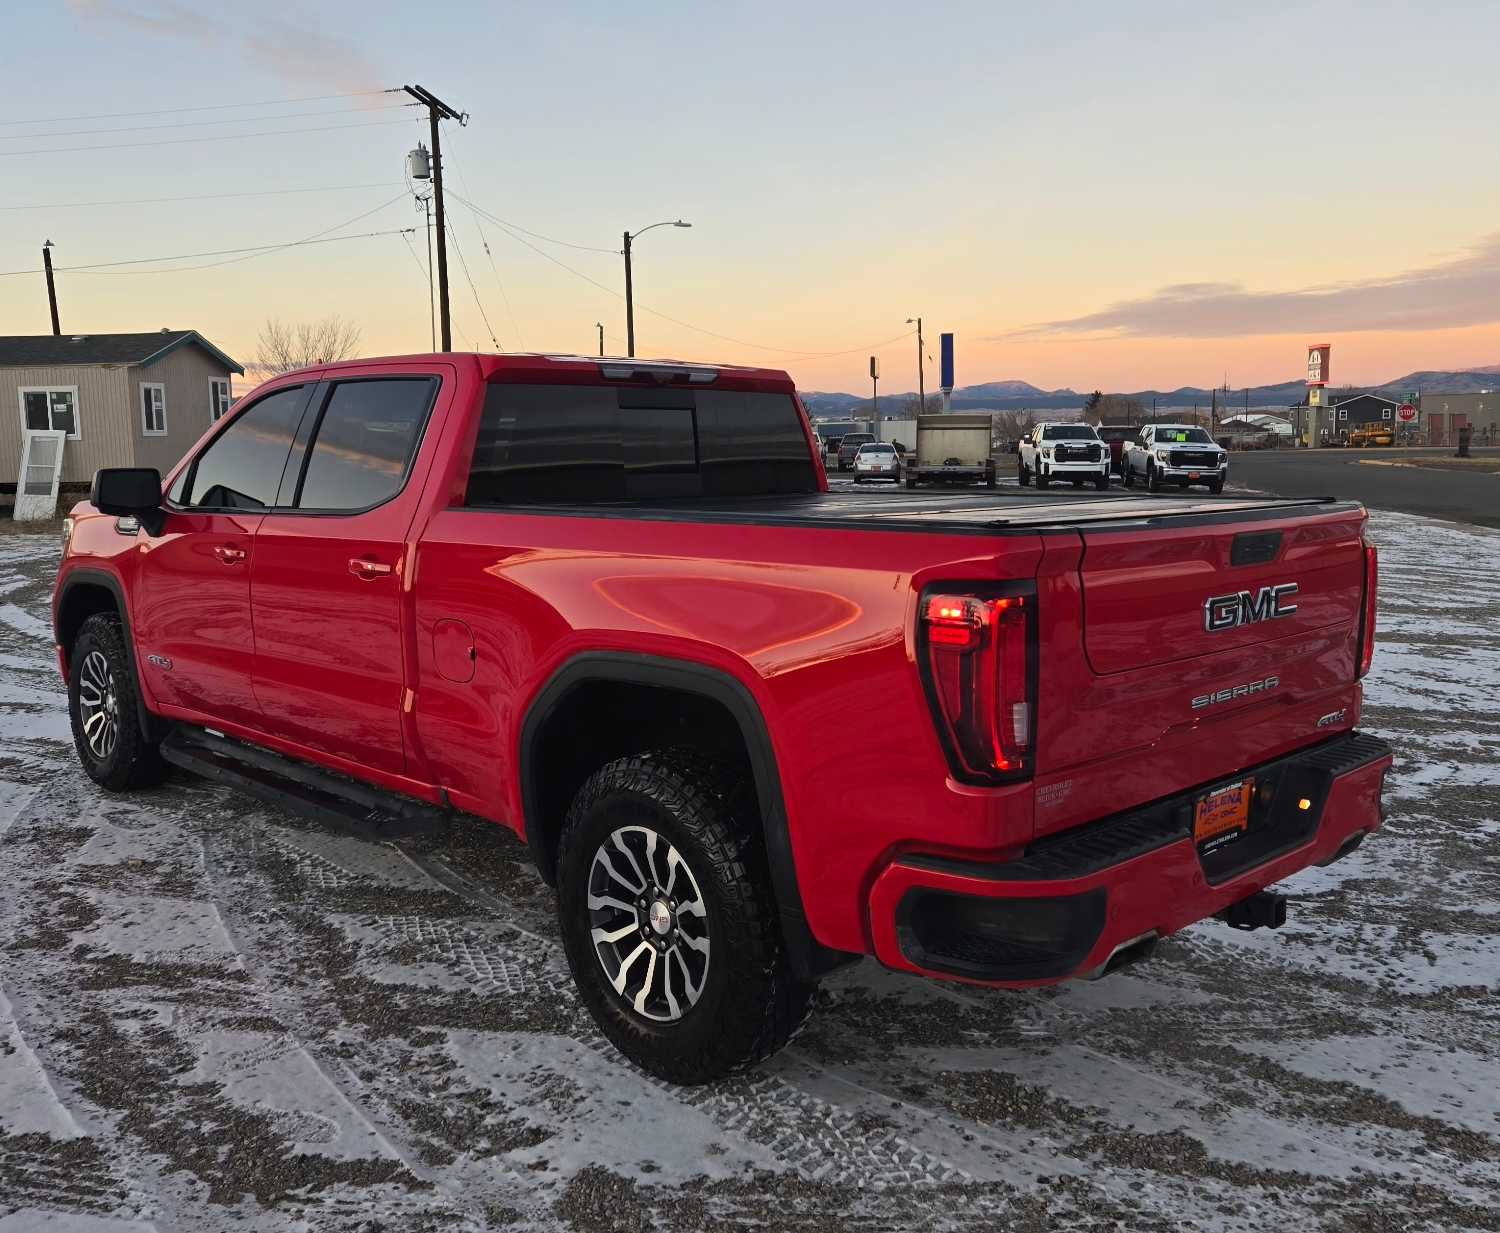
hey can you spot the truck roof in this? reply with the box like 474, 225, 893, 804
272, 352, 797, 393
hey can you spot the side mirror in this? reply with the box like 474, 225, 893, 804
91, 468, 164, 534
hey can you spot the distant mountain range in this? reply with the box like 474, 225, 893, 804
800, 365, 1500, 419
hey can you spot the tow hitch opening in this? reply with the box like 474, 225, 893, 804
1216, 889, 1287, 932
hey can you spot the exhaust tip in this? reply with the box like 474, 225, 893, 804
1084, 931, 1158, 980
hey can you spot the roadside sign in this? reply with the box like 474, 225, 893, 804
1398, 404, 1417, 422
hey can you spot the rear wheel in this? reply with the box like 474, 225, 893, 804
1037, 467, 1050, 489
68, 613, 167, 791
556, 749, 814, 1084
1095, 473, 1109, 491
1123, 461, 1135, 488
1018, 460, 1030, 486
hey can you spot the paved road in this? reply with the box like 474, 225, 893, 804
2, 520, 1498, 1231
1226, 448, 1500, 528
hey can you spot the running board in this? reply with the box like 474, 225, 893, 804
160, 726, 449, 842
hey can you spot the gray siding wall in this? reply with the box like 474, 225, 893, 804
131, 344, 234, 476
2, 363, 133, 485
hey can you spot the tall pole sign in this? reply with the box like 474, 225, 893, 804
1306, 343, 1331, 447
940, 333, 955, 413
869, 355, 880, 441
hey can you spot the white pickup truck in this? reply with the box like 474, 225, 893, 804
1122, 424, 1228, 493
1018, 423, 1110, 490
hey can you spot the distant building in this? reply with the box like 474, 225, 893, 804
1420, 391, 1497, 446
1328, 392, 1401, 430
2, 330, 242, 489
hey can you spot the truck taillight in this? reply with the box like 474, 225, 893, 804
920, 588, 1036, 782
1358, 532, 1378, 678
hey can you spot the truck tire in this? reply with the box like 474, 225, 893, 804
1147, 463, 1162, 494
1095, 473, 1109, 491
1123, 462, 1135, 488
1036, 467, 1050, 489
1209, 478, 1225, 494
905, 473, 918, 489
67, 612, 168, 791
555, 749, 814, 1084
1018, 460, 1030, 486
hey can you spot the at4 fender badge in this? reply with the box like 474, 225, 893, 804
1192, 675, 1279, 711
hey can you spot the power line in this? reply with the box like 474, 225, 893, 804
0, 102, 416, 142
0, 182, 401, 212
0, 89, 395, 128
443, 138, 525, 347
0, 116, 412, 158
449, 190, 618, 255
0, 228, 415, 278
448, 222, 503, 350
471, 206, 917, 359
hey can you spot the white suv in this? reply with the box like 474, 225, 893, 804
1018, 423, 1110, 490
1123, 424, 1228, 493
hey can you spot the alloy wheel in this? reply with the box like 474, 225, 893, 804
77, 649, 119, 760
587, 824, 711, 1022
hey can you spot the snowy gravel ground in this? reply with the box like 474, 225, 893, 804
0, 510, 1496, 1232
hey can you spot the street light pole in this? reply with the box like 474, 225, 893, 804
622, 220, 691, 358
596, 322, 605, 356
907, 316, 924, 414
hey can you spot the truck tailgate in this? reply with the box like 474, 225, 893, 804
1031, 505, 1370, 842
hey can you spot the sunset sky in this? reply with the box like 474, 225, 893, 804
5, 1, 1500, 395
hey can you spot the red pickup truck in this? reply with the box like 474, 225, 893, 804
53, 352, 1390, 1083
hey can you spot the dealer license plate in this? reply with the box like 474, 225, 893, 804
1194, 778, 1252, 854
1188, 471, 1201, 480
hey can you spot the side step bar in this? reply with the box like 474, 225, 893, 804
161, 726, 449, 842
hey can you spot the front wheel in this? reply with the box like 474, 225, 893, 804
1208, 478, 1225, 494
1123, 462, 1135, 488
1036, 468, 1050, 489
1147, 464, 1162, 493
1018, 460, 1031, 486
556, 750, 814, 1084
68, 613, 168, 791
1095, 473, 1109, 491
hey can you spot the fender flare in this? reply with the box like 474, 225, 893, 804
54, 567, 168, 742
519, 651, 855, 981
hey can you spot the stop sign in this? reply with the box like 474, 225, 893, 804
1398, 403, 1417, 422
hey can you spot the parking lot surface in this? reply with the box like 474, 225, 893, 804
1, 510, 1497, 1232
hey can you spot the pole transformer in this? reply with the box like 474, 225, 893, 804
404, 85, 466, 351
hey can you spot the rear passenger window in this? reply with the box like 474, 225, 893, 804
179, 385, 309, 511
466, 383, 815, 505
296, 378, 435, 510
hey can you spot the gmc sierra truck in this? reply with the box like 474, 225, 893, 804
54, 352, 1391, 1084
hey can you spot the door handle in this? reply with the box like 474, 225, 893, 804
213, 544, 246, 564
348, 556, 395, 580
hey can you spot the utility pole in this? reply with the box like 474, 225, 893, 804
596, 322, 604, 356
623, 231, 635, 357
403, 85, 466, 351
907, 316, 924, 413
41, 240, 60, 335
870, 356, 880, 441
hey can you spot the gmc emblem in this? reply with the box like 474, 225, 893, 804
1203, 582, 1298, 632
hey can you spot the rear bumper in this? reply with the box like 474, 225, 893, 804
867, 731, 1391, 986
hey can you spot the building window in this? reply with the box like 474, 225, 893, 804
18, 386, 80, 440
141, 383, 167, 436
1382, 407, 1392, 419
210, 378, 232, 422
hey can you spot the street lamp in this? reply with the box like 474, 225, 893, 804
623, 220, 691, 357
906, 317, 924, 414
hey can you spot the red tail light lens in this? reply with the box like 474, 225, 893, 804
1358, 532, 1378, 678
920, 589, 1035, 781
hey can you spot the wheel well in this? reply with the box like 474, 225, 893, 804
56, 582, 120, 669
524, 678, 755, 885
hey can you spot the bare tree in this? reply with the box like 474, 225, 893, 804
1091, 394, 1147, 425
900, 393, 944, 417
993, 409, 1039, 441
252, 315, 362, 380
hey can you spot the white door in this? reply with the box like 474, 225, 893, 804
14, 429, 67, 521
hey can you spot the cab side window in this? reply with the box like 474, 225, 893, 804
294, 378, 436, 511
175, 385, 309, 511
